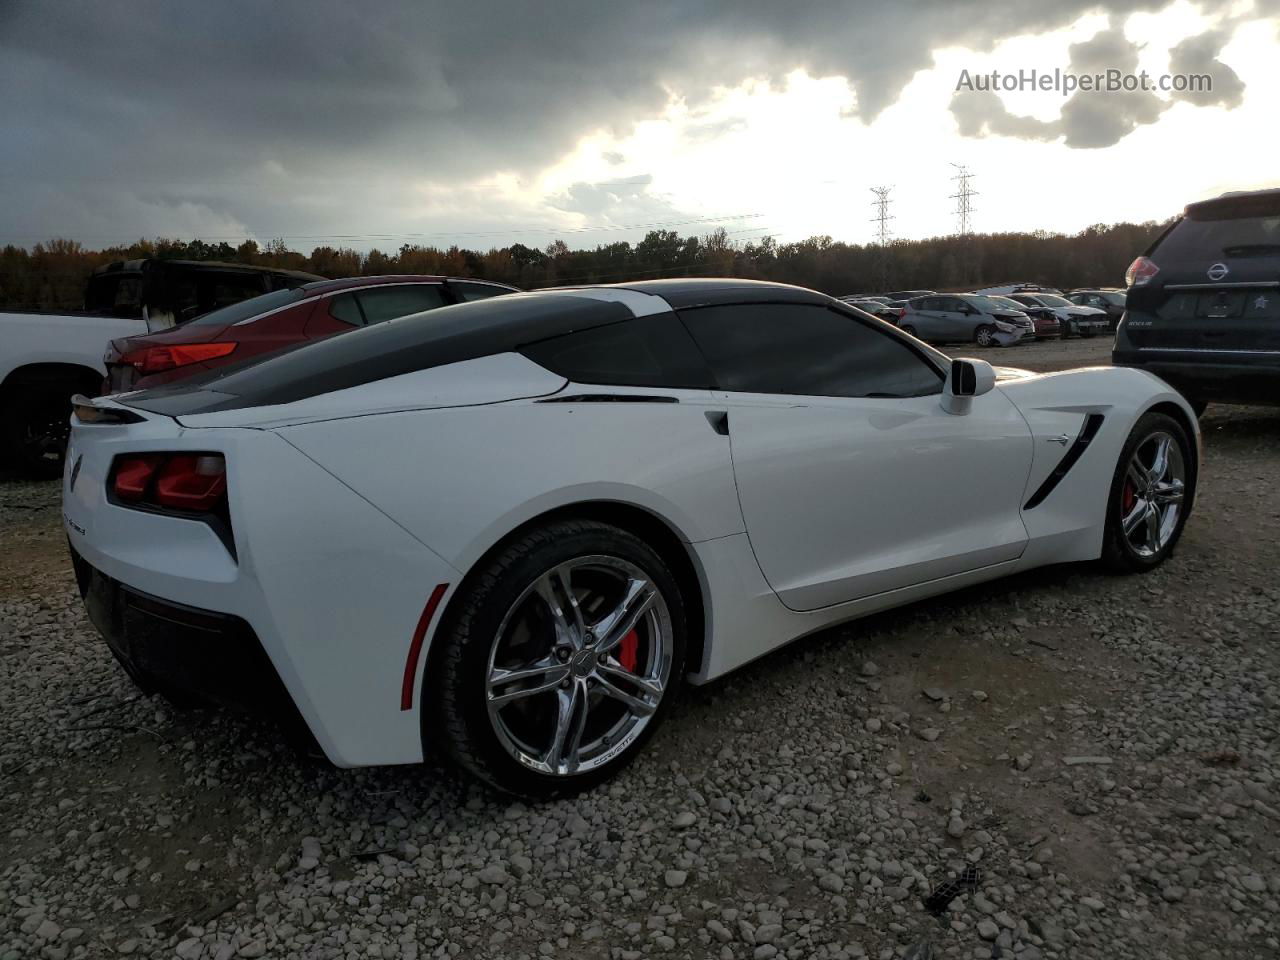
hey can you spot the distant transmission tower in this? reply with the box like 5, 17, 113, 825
870, 186, 894, 292
950, 164, 978, 283
950, 163, 977, 237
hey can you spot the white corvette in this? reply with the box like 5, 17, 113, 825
64, 280, 1199, 796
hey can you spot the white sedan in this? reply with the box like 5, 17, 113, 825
64, 280, 1199, 797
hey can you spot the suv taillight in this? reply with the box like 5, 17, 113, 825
112, 453, 227, 513
118, 342, 237, 374
1125, 256, 1159, 288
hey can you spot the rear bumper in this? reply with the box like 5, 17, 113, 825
1113, 350, 1280, 405
71, 545, 308, 729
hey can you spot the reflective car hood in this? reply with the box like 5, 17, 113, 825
993, 365, 1037, 382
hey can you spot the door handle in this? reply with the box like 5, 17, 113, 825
704, 410, 729, 436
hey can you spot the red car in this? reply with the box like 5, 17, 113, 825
103, 276, 518, 393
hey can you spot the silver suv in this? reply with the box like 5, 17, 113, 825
899, 294, 1035, 346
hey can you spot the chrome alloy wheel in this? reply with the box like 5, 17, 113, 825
485, 556, 673, 777
1119, 431, 1186, 558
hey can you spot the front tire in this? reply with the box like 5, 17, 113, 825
974, 324, 995, 347
430, 519, 686, 798
1100, 412, 1194, 574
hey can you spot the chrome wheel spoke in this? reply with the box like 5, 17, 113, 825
593, 578, 656, 653
1127, 461, 1150, 490
1153, 480, 1184, 504
1122, 499, 1148, 536
547, 681, 588, 773
487, 658, 570, 706
534, 567, 581, 649
594, 671, 658, 717
597, 659, 664, 701
1144, 502, 1162, 546
1148, 435, 1173, 483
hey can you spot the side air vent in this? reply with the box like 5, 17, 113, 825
536, 394, 679, 404
1024, 414, 1106, 510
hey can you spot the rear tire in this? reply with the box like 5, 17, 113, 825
900, 324, 918, 337
2, 384, 77, 479
429, 519, 687, 799
1100, 412, 1194, 574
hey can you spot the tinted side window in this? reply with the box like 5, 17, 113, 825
449, 281, 511, 302
357, 285, 447, 324
914, 298, 935, 311
329, 292, 365, 326
680, 303, 942, 399
522, 313, 713, 389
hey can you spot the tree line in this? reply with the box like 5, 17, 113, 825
0, 220, 1167, 311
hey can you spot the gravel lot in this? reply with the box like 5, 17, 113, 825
3, 337, 1280, 960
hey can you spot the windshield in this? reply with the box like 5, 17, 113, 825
966, 296, 1019, 312
181, 287, 308, 328
1034, 294, 1072, 307
986, 296, 1025, 310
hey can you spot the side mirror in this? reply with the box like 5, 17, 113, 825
942, 358, 996, 415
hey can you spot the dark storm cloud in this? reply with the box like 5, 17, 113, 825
0, 0, 1268, 245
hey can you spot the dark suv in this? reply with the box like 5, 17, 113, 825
1113, 188, 1280, 414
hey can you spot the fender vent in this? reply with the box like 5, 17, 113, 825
1024, 413, 1105, 510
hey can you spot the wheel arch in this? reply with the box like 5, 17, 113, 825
0, 360, 103, 395
424, 499, 711, 701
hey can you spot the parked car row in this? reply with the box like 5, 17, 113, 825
841, 285, 1113, 348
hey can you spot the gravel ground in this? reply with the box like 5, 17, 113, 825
3, 338, 1280, 960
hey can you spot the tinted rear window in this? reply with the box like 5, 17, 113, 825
182, 288, 307, 328
1157, 197, 1280, 262
522, 313, 712, 389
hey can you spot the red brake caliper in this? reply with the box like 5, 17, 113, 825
1122, 477, 1136, 514
619, 629, 639, 673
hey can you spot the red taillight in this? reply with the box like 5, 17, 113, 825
119, 342, 237, 375
113, 455, 163, 502
1125, 256, 1159, 288
112, 453, 226, 513
154, 455, 227, 511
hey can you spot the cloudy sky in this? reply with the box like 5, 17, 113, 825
2, 0, 1278, 252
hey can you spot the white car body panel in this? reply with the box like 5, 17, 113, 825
715, 387, 1032, 610
277, 382, 745, 572
62, 286, 1202, 771
0, 311, 148, 384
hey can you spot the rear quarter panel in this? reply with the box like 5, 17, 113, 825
273, 388, 746, 574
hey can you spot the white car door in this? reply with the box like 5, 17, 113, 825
680, 301, 1035, 612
